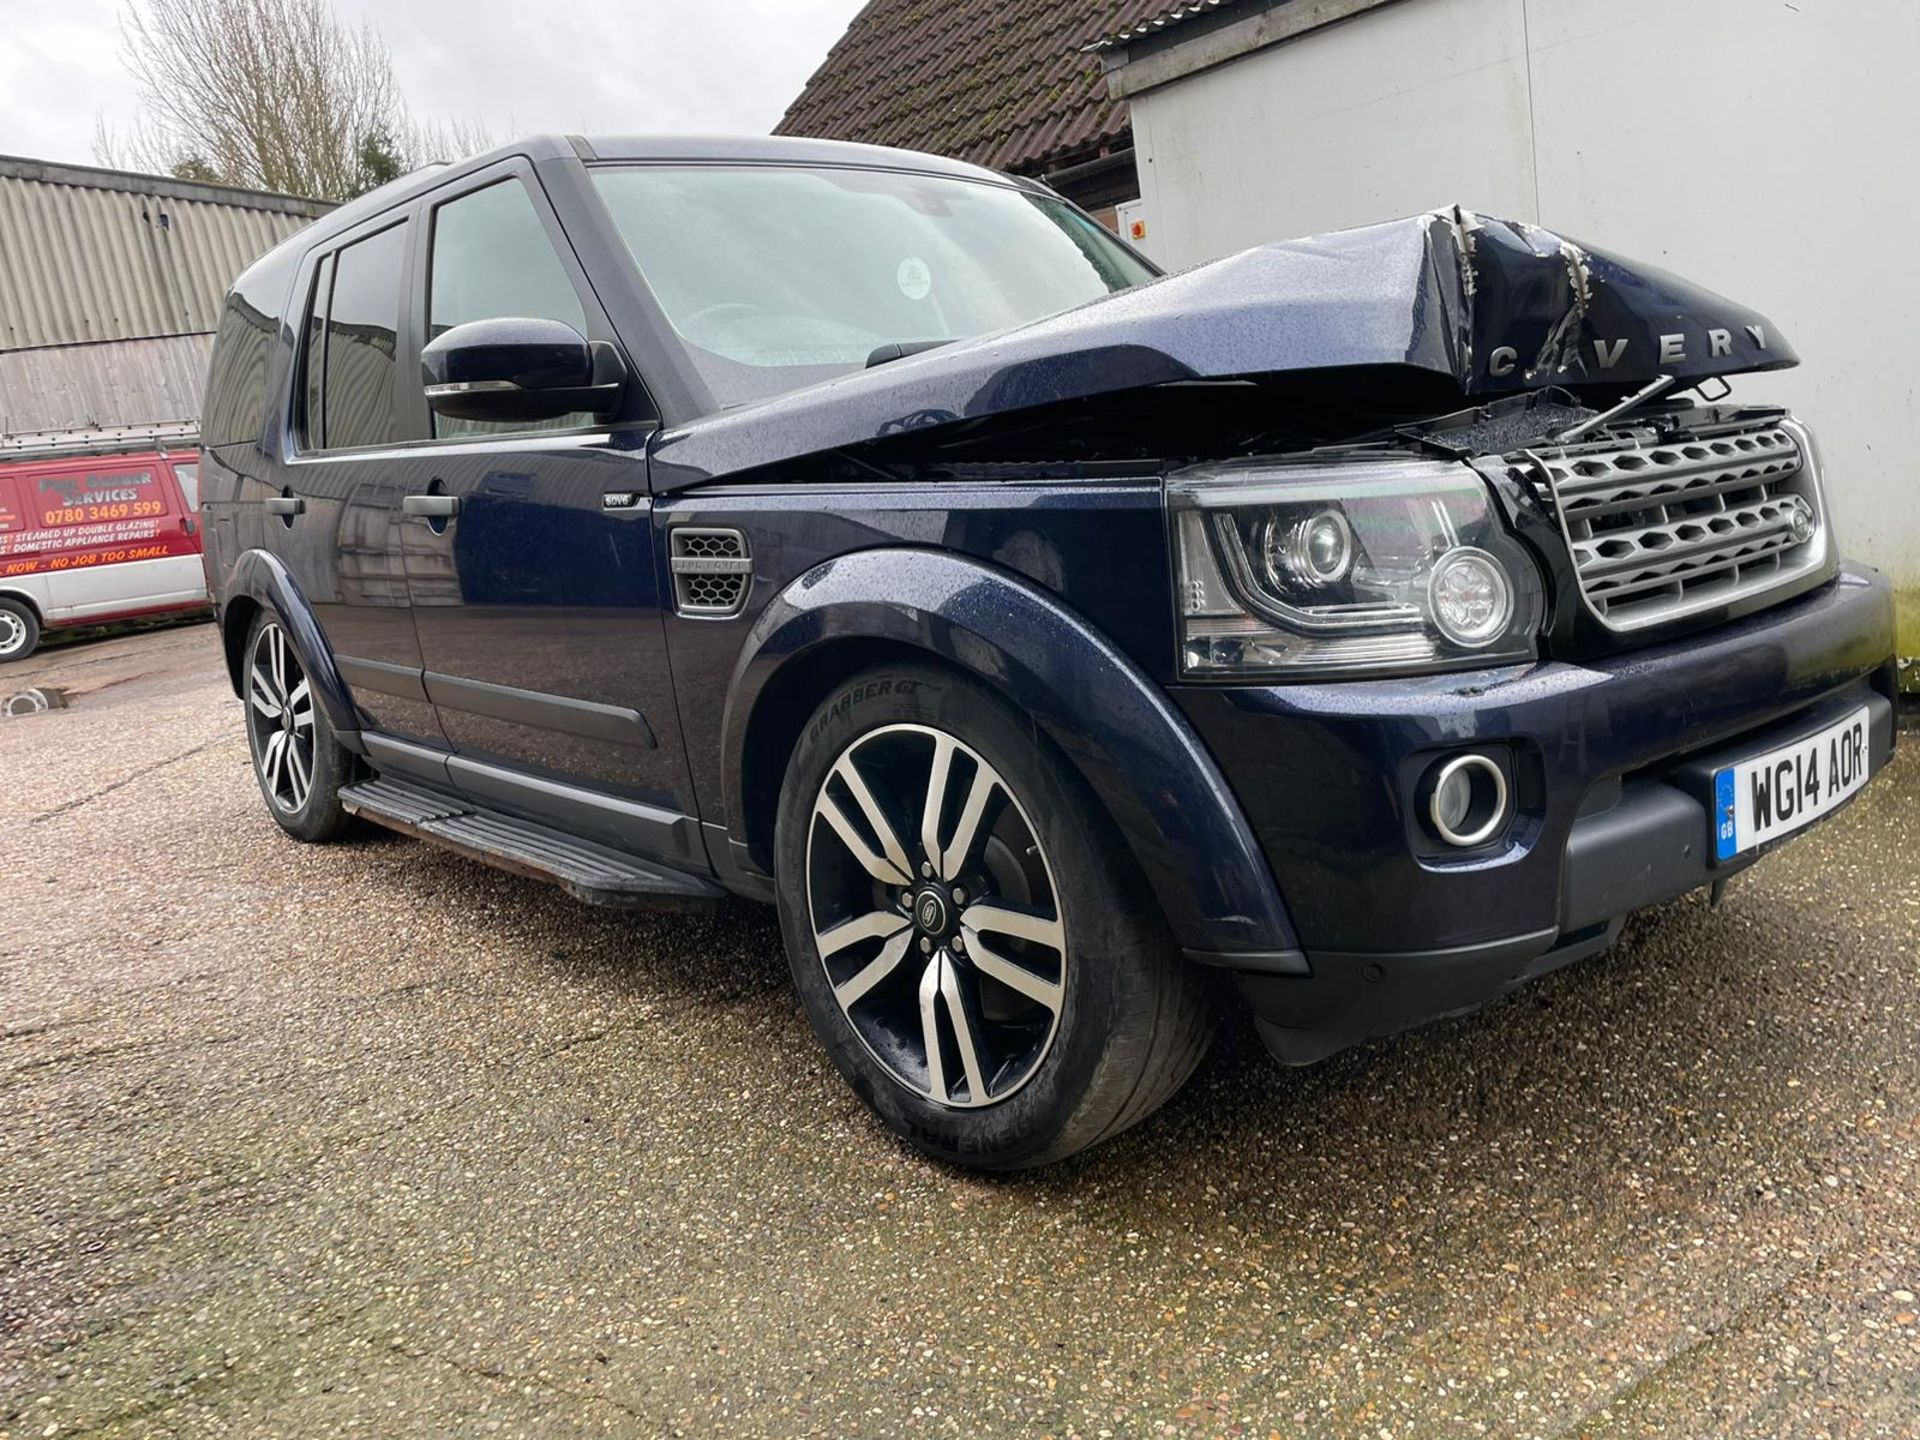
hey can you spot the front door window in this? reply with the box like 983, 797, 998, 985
426, 178, 595, 439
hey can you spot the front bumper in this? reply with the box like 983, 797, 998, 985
1170, 566, 1899, 1064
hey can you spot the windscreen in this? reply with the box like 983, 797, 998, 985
592, 164, 1156, 409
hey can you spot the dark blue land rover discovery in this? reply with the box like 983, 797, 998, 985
200, 136, 1898, 1168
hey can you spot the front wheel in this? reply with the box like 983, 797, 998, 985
775, 664, 1215, 1170
242, 612, 352, 842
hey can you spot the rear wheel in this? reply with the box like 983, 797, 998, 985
0, 599, 39, 662
243, 612, 351, 842
775, 664, 1215, 1170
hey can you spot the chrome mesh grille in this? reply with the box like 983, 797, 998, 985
669, 527, 752, 616
1487, 416, 1825, 632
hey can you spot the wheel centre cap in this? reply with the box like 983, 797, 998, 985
913, 886, 950, 936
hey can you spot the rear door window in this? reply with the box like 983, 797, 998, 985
313, 223, 408, 451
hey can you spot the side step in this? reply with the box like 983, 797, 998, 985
339, 776, 726, 913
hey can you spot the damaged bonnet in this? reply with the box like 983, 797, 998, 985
1444, 207, 1795, 392
649, 205, 1796, 485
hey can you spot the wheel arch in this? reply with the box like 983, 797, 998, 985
721, 548, 1301, 962
0, 586, 43, 660
221, 549, 361, 744
219, 593, 262, 696
733, 634, 936, 869
0, 586, 45, 624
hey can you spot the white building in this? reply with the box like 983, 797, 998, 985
1100, 0, 1918, 664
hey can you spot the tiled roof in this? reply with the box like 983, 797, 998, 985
775, 1, 1179, 178
1086, 0, 1246, 51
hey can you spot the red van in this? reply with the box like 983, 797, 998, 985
0, 450, 208, 662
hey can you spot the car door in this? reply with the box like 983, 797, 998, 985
395, 162, 697, 863
278, 217, 446, 761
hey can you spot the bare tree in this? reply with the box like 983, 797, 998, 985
96, 0, 489, 200
407, 115, 499, 168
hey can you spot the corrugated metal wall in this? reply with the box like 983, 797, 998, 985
0, 157, 328, 449
0, 158, 324, 350
0, 333, 210, 439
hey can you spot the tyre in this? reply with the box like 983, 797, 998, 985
775, 664, 1215, 1169
241, 611, 352, 842
0, 599, 39, 662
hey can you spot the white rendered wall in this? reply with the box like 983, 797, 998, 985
1126, 0, 1920, 633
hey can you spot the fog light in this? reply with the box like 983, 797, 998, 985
1428, 547, 1513, 648
1427, 753, 1510, 848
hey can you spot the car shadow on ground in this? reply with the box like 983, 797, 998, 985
1037, 891, 1849, 1274
350, 820, 1823, 1241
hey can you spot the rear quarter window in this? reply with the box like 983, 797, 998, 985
201, 246, 297, 451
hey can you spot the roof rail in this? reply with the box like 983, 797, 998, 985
0, 420, 198, 461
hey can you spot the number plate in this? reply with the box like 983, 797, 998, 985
1713, 705, 1871, 862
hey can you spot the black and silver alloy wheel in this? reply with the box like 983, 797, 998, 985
776, 665, 1216, 1170
239, 610, 351, 842
807, 724, 1066, 1109
246, 620, 316, 814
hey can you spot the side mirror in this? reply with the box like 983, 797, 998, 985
421, 317, 627, 423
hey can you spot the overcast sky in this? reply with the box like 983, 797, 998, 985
0, 0, 868, 169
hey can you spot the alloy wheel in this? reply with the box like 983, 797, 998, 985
0, 609, 27, 658
805, 723, 1067, 1109
246, 621, 316, 814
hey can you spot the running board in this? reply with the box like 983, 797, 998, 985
339, 776, 726, 912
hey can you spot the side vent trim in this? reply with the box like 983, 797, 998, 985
670, 526, 752, 617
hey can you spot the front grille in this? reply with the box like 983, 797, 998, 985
1484, 414, 1826, 632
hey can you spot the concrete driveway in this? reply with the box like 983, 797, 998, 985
2, 626, 1916, 1438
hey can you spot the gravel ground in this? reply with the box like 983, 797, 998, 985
1, 625, 1916, 1439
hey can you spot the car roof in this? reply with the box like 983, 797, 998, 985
287, 133, 1043, 253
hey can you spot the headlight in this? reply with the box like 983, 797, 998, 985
1170, 457, 1545, 678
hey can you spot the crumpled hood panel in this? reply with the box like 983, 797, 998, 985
1451, 208, 1795, 392
650, 207, 1796, 487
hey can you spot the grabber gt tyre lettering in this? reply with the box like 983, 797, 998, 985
775, 664, 1216, 1170
0, 599, 38, 662
242, 610, 353, 843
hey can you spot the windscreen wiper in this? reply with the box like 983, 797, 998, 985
866, 339, 953, 369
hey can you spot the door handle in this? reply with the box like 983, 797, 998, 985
263, 496, 304, 517
402, 494, 460, 518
